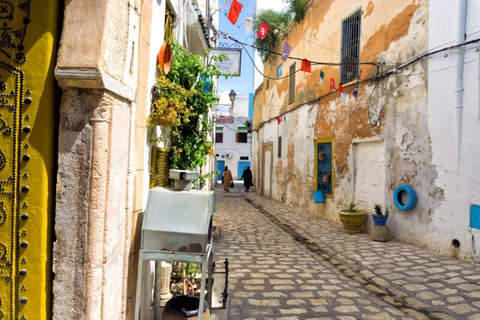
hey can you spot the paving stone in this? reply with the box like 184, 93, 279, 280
447, 303, 478, 314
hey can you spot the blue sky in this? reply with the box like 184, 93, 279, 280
216, 0, 256, 96
216, 0, 287, 99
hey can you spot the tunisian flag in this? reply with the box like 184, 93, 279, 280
258, 21, 270, 39
227, 0, 243, 25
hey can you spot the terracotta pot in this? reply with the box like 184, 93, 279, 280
318, 151, 326, 161
322, 173, 330, 183
158, 42, 172, 74
339, 210, 367, 234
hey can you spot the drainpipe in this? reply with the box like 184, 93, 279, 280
454, 0, 467, 157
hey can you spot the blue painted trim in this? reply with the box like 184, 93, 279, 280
394, 184, 417, 211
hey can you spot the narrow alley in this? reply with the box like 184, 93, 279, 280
213, 182, 480, 320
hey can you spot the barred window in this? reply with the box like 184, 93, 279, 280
341, 10, 361, 83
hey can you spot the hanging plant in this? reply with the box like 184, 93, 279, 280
147, 39, 230, 186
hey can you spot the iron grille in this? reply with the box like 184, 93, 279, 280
341, 10, 361, 83
289, 63, 295, 104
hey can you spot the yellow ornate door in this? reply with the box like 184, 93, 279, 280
0, 0, 58, 319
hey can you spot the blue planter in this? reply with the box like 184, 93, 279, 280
372, 214, 388, 226
313, 191, 325, 203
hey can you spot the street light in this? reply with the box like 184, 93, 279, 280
229, 89, 236, 116
229, 89, 236, 103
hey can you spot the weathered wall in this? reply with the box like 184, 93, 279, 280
427, 0, 480, 261
54, 0, 138, 319
252, 0, 480, 259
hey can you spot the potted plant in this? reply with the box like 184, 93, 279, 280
339, 202, 367, 234
371, 204, 389, 241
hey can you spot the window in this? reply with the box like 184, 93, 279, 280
239, 156, 249, 160
236, 132, 248, 143
215, 132, 223, 143
315, 139, 333, 197
341, 10, 361, 83
216, 126, 223, 143
289, 63, 295, 105
278, 136, 282, 158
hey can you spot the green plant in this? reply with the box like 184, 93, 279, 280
345, 202, 358, 213
148, 39, 231, 187
253, 0, 308, 63
385, 206, 389, 216
374, 204, 383, 216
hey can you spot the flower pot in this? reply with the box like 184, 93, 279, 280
318, 151, 326, 161
372, 225, 389, 242
339, 210, 367, 234
322, 174, 330, 183
162, 295, 211, 320
371, 214, 388, 226
158, 42, 172, 74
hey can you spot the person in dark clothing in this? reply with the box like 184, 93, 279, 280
241, 166, 253, 192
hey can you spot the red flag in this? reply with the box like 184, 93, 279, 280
227, 0, 243, 25
258, 21, 270, 39
301, 59, 311, 73
277, 116, 282, 124
338, 84, 343, 97
330, 78, 336, 91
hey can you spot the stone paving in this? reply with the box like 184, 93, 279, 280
212, 182, 480, 320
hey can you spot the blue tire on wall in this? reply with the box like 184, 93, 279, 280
394, 184, 417, 211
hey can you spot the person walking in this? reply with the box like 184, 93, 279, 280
222, 166, 233, 192
241, 166, 253, 192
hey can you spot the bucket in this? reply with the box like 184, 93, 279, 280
162, 295, 211, 320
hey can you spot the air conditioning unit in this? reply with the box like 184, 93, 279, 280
226, 153, 233, 159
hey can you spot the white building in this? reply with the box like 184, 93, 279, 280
215, 93, 253, 180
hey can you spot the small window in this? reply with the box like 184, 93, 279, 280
315, 139, 334, 197
216, 154, 219, 157
278, 136, 282, 158
289, 63, 295, 105
221, 154, 225, 159
215, 132, 223, 143
341, 10, 361, 83
277, 64, 282, 78
240, 156, 249, 160
236, 132, 248, 143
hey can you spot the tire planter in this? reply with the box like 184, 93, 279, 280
394, 184, 417, 211
339, 210, 367, 234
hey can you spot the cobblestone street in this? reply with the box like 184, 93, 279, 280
212, 182, 480, 320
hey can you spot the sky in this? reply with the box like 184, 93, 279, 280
216, 0, 287, 103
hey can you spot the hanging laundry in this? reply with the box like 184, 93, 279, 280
319, 70, 324, 85
301, 59, 311, 73
340, 93, 347, 103
338, 84, 343, 97
281, 42, 291, 62
258, 21, 270, 39
227, 0, 243, 25
277, 116, 282, 124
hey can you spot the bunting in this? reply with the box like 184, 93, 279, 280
281, 42, 291, 62
245, 17, 253, 34
227, 0, 243, 25
319, 70, 324, 85
258, 21, 270, 39
330, 78, 336, 91
301, 59, 311, 73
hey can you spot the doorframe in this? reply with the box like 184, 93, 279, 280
261, 142, 273, 198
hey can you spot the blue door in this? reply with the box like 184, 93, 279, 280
237, 161, 251, 179
217, 160, 225, 180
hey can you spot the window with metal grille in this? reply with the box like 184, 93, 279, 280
150, 147, 170, 188
289, 63, 295, 104
239, 156, 249, 160
341, 10, 361, 83
215, 132, 223, 143
236, 132, 248, 143
278, 136, 282, 158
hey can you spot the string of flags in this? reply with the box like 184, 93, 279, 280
226, 0, 358, 106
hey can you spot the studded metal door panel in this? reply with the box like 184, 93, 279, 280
0, 1, 59, 319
